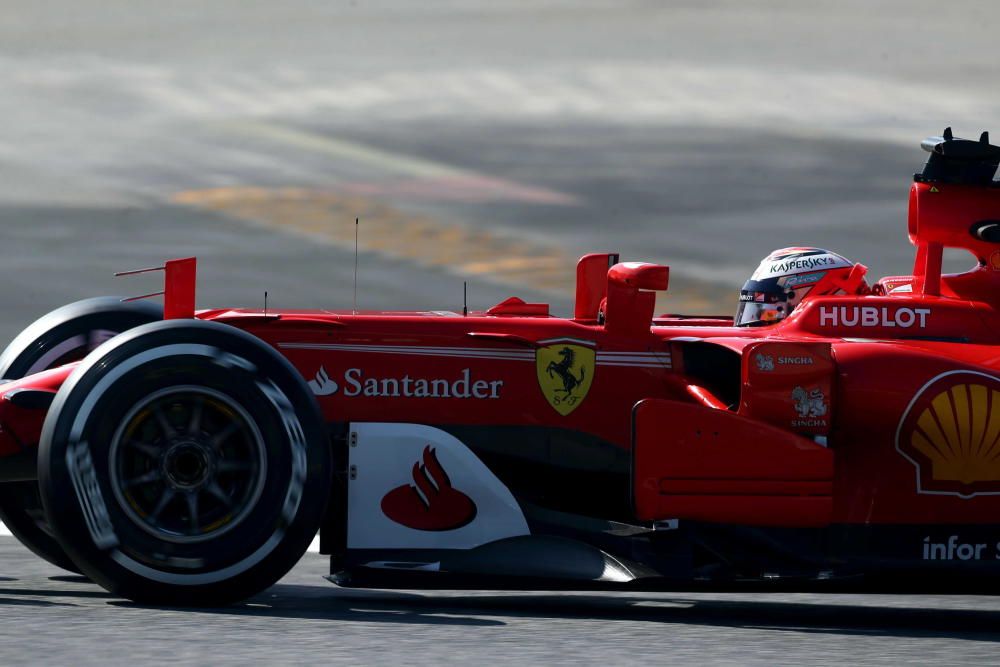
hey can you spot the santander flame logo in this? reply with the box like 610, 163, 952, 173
380, 446, 477, 531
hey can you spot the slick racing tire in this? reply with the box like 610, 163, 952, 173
0, 297, 161, 574
0, 481, 79, 573
0, 296, 162, 379
38, 319, 331, 605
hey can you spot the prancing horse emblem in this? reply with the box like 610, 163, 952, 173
535, 342, 595, 416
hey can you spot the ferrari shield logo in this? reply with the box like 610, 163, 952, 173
536, 343, 595, 416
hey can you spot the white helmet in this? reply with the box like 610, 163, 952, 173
735, 247, 869, 327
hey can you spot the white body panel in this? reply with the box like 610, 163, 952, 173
347, 423, 529, 550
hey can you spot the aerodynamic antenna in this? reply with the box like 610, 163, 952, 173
263, 291, 268, 317
463, 281, 468, 317
353, 217, 359, 315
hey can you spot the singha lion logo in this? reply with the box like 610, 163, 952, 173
755, 353, 775, 372
791, 385, 827, 418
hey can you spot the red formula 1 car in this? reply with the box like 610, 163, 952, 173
0, 130, 998, 604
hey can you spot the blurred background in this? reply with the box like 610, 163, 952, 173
2, 4, 1000, 659
2, 0, 998, 338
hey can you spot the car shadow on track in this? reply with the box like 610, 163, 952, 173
0, 584, 111, 600
113, 583, 1000, 641
115, 584, 504, 627
0, 595, 77, 608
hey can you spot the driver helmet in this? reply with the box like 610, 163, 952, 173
735, 247, 869, 327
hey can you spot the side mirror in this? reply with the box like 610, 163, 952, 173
608, 262, 669, 292
604, 262, 669, 335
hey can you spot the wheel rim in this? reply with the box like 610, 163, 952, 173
109, 386, 267, 544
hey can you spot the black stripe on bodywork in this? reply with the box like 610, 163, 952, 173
440, 425, 632, 522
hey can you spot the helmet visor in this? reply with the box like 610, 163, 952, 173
735, 279, 789, 327
735, 300, 787, 326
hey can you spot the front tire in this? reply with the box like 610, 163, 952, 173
0, 297, 161, 573
39, 319, 331, 605
0, 481, 79, 573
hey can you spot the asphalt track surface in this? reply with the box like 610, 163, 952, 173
2, 1, 1000, 663
3, 538, 1000, 666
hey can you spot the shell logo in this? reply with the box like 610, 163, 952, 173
896, 371, 1000, 498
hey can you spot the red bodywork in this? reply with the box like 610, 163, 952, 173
1, 171, 999, 567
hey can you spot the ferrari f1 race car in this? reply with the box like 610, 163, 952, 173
0, 130, 999, 605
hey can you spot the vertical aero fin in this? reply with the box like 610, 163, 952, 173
115, 257, 197, 319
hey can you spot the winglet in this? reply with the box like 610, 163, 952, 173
116, 257, 197, 319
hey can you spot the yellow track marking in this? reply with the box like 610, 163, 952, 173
172, 186, 728, 313
172, 187, 580, 294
